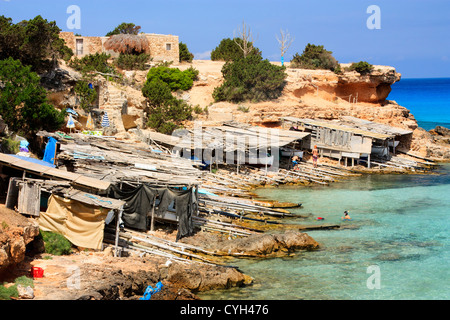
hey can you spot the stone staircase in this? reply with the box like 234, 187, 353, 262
100, 82, 128, 133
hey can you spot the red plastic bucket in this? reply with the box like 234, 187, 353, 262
31, 267, 44, 278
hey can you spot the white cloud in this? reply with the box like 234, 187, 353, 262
194, 50, 211, 60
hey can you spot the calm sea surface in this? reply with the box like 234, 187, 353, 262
389, 78, 450, 130
198, 78, 450, 300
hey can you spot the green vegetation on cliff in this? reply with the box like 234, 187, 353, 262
0, 15, 73, 72
0, 58, 65, 138
142, 65, 198, 134
290, 43, 340, 73
213, 55, 287, 103
211, 38, 261, 61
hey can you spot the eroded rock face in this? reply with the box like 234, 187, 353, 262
0, 207, 40, 275
285, 65, 402, 104
336, 66, 401, 103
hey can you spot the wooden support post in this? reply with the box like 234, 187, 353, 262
114, 209, 122, 258
368, 154, 371, 169
393, 138, 396, 155
53, 142, 58, 165
150, 197, 156, 232
195, 186, 199, 216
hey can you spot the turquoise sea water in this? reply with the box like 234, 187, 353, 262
199, 165, 450, 300
198, 78, 450, 301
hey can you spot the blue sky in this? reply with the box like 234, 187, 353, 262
1, 0, 450, 78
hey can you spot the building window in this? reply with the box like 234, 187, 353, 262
166, 43, 172, 51
76, 39, 84, 56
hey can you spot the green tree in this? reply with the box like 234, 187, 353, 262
211, 38, 261, 61
0, 58, 65, 138
142, 79, 192, 134
0, 15, 73, 72
290, 43, 339, 72
213, 55, 287, 103
106, 22, 141, 36
142, 66, 196, 134
179, 42, 194, 63
146, 97, 193, 135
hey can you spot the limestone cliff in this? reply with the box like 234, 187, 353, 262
48, 60, 450, 160
178, 61, 449, 160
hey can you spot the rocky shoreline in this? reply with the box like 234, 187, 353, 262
1, 60, 449, 300
0, 202, 320, 300
1, 153, 447, 300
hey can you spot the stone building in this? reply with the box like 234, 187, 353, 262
60, 32, 180, 64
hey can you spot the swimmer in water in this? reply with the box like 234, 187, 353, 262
342, 211, 351, 220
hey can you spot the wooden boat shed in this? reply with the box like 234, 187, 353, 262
280, 116, 412, 168
145, 122, 311, 168
42, 132, 202, 237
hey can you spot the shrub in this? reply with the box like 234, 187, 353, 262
74, 80, 97, 111
179, 42, 194, 63
142, 78, 174, 108
213, 55, 287, 103
211, 38, 262, 61
193, 105, 204, 114
69, 53, 115, 75
1, 137, 20, 154
40, 231, 72, 256
183, 66, 199, 81
146, 65, 197, 91
348, 61, 374, 75
116, 53, 150, 70
14, 276, 34, 289
0, 284, 18, 300
0, 276, 34, 300
142, 77, 193, 134
290, 43, 339, 72
237, 105, 249, 113
146, 97, 193, 134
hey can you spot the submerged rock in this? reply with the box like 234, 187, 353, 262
198, 231, 320, 257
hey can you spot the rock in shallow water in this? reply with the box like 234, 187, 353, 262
212, 231, 320, 257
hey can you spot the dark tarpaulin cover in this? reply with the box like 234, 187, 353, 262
108, 184, 194, 241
